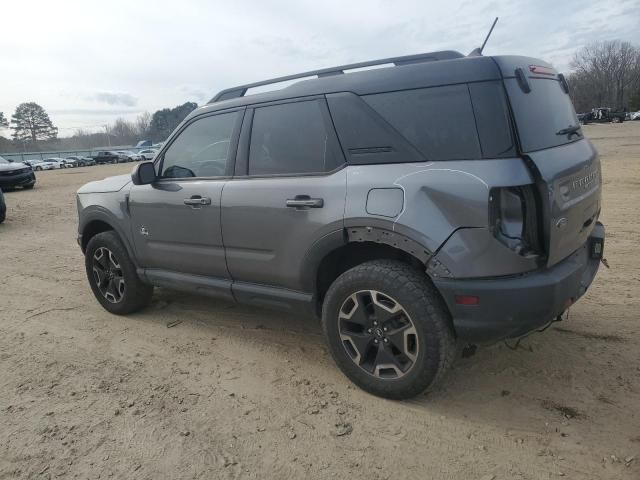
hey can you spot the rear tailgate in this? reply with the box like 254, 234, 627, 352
494, 56, 602, 266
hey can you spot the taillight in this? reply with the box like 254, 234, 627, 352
489, 185, 541, 256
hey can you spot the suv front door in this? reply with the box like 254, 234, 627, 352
221, 99, 346, 299
129, 109, 244, 296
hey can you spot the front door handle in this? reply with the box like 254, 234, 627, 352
184, 195, 211, 207
286, 196, 324, 209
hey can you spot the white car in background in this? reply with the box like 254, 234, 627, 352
630, 111, 640, 121
30, 159, 59, 171
44, 158, 67, 169
116, 150, 142, 162
138, 149, 158, 160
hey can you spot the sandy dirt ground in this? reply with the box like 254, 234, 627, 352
0, 123, 639, 480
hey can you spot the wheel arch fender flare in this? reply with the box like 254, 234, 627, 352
299, 224, 434, 295
79, 208, 137, 268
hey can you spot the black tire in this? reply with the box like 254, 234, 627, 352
85, 231, 153, 315
322, 260, 456, 399
0, 210, 5, 224
35, 166, 42, 171
612, 116, 621, 123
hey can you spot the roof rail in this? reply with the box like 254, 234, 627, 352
209, 50, 464, 103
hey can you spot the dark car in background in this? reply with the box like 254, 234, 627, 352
91, 151, 125, 164
67, 156, 96, 167
0, 155, 36, 190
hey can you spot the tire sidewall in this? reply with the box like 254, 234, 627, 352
85, 231, 148, 315
322, 261, 450, 399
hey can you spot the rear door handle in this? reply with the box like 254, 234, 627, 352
184, 195, 211, 207
286, 196, 324, 209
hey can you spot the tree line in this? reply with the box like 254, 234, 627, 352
0, 102, 197, 154
567, 40, 640, 113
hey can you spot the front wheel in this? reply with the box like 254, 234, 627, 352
322, 260, 456, 399
612, 116, 621, 123
85, 231, 153, 314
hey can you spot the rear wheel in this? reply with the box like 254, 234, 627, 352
85, 231, 153, 314
612, 116, 621, 123
34, 166, 42, 171
322, 260, 455, 399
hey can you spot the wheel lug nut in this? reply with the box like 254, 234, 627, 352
383, 327, 388, 332
367, 329, 372, 334
373, 321, 378, 326
383, 338, 389, 343
374, 339, 379, 344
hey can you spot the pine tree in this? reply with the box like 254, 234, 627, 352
0, 112, 8, 129
11, 102, 58, 143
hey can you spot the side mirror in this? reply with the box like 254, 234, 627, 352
132, 161, 156, 185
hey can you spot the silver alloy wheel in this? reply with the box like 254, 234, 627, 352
338, 290, 419, 379
92, 246, 125, 303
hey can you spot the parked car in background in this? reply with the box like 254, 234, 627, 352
61, 158, 79, 168
91, 151, 125, 164
44, 158, 67, 169
138, 149, 158, 160
0, 155, 36, 190
30, 159, 58, 171
630, 111, 640, 121
580, 107, 625, 124
116, 151, 142, 162
0, 188, 6, 223
66, 156, 96, 167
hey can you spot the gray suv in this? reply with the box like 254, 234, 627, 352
77, 50, 605, 399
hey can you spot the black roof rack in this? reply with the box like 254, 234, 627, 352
209, 50, 464, 103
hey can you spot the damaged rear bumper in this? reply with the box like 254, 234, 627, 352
433, 222, 605, 343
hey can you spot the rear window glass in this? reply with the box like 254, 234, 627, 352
363, 85, 481, 160
504, 78, 580, 152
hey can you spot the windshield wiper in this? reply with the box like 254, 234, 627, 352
556, 125, 582, 138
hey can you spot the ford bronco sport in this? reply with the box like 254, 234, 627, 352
77, 50, 605, 399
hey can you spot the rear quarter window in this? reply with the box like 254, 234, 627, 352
363, 84, 482, 160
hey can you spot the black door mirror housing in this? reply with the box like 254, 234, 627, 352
132, 161, 156, 185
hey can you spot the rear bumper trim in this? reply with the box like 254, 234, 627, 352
434, 222, 605, 343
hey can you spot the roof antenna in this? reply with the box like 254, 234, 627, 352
468, 17, 499, 57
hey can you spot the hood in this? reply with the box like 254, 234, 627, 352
0, 161, 29, 172
77, 174, 132, 194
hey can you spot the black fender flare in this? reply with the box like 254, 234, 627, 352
299, 224, 433, 294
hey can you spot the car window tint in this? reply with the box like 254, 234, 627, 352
249, 100, 341, 175
161, 112, 239, 178
468, 81, 516, 158
363, 85, 481, 160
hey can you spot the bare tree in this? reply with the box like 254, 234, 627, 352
135, 111, 152, 138
570, 40, 640, 111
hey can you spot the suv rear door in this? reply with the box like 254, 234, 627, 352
221, 98, 346, 298
128, 109, 244, 295
496, 56, 602, 266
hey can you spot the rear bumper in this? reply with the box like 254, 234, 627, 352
0, 171, 36, 188
434, 223, 605, 343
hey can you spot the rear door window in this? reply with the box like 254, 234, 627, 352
363, 85, 482, 160
248, 99, 343, 175
504, 78, 580, 152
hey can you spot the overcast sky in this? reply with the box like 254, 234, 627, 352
1, 0, 639, 135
